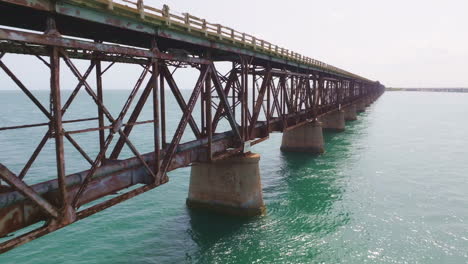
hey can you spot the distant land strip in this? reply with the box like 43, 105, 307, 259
386, 87, 468, 93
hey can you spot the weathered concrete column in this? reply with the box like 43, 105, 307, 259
344, 104, 357, 121
187, 153, 264, 216
280, 120, 324, 154
320, 110, 345, 132
356, 100, 366, 112
365, 97, 371, 107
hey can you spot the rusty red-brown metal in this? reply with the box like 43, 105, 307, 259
0, 0, 384, 254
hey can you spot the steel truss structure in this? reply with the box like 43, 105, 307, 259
0, 0, 384, 253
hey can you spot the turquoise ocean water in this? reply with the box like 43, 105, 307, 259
0, 91, 467, 263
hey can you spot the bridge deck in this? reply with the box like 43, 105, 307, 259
0, 0, 370, 81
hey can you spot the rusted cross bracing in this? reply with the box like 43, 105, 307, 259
0, 0, 384, 253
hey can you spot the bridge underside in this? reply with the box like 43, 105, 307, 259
0, 0, 384, 253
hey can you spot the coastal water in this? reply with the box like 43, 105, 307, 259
0, 91, 467, 263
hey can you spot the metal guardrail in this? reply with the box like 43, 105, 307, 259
86, 0, 371, 82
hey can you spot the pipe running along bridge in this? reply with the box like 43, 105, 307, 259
0, 0, 384, 253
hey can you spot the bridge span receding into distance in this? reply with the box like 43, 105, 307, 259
0, 0, 384, 253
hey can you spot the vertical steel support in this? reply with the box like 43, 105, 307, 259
252, 69, 256, 114
160, 66, 166, 148
240, 58, 247, 141
290, 76, 294, 112
201, 72, 206, 135
280, 77, 284, 116
266, 73, 271, 131
95, 58, 105, 154
231, 62, 236, 121
338, 81, 342, 104
206, 68, 212, 160
318, 76, 324, 111
50, 46, 72, 218
152, 59, 160, 182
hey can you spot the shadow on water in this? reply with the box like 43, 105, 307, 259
186, 208, 254, 247
184, 208, 263, 263
274, 125, 361, 235
134, 122, 365, 263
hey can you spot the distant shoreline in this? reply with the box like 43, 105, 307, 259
386, 88, 468, 93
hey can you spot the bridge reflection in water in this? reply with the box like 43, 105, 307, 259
186, 127, 363, 262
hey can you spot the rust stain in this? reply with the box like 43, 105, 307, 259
4, 0, 50, 11
0, 206, 22, 237
58, 7, 72, 13
105, 17, 123, 27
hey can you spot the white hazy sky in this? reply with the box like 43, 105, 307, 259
1, 0, 467, 89
160, 0, 468, 88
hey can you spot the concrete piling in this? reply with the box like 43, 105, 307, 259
187, 153, 265, 216
356, 100, 366, 113
344, 104, 357, 121
320, 110, 345, 132
280, 120, 325, 154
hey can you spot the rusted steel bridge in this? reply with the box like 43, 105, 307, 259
0, 0, 384, 253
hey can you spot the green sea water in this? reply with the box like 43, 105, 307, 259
0, 91, 467, 263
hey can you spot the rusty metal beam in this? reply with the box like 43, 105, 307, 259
0, 28, 211, 65
160, 64, 202, 139
159, 65, 209, 176
50, 46, 73, 220
0, 164, 59, 219
210, 64, 242, 143
249, 68, 272, 137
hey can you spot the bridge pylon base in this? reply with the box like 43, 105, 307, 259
186, 153, 265, 216
365, 97, 372, 107
356, 100, 366, 113
280, 120, 325, 154
344, 104, 358, 121
320, 110, 345, 132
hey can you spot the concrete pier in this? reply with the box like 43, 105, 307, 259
320, 110, 345, 132
356, 100, 366, 113
344, 104, 357, 121
280, 120, 325, 154
187, 153, 265, 216
365, 97, 371, 107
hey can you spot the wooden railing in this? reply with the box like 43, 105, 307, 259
93, 0, 369, 81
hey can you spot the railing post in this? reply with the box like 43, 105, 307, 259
230, 28, 235, 41
184, 13, 191, 32
107, 0, 113, 10
162, 4, 170, 26
137, 0, 144, 19
202, 19, 207, 36
217, 24, 222, 40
